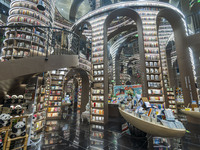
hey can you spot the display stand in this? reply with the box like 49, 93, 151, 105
6, 134, 29, 150
6, 116, 29, 150
119, 108, 185, 138
0, 127, 9, 150
180, 110, 200, 124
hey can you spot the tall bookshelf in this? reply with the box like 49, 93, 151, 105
46, 69, 67, 119
43, 68, 67, 148
90, 14, 108, 124
136, 7, 165, 106
29, 75, 49, 142
1, 0, 55, 61
77, 78, 82, 110
158, 20, 176, 113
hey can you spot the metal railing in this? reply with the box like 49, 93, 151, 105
0, 25, 80, 61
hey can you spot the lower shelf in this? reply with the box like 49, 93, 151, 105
46, 116, 61, 120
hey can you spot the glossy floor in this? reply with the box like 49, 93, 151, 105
31, 109, 200, 150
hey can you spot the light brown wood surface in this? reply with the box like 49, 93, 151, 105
119, 108, 186, 138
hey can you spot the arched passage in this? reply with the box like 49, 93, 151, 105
73, 20, 92, 34
115, 35, 138, 85
104, 8, 148, 97
64, 68, 90, 114
156, 8, 198, 106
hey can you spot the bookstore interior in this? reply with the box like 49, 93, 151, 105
0, 0, 200, 149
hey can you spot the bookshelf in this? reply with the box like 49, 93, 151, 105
43, 68, 67, 148
136, 7, 165, 106
30, 76, 50, 141
46, 69, 67, 120
158, 20, 176, 113
1, 0, 55, 61
89, 13, 108, 124
77, 78, 82, 109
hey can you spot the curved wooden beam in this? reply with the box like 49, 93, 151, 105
69, 0, 84, 22
156, 8, 198, 106
108, 25, 136, 41
65, 68, 89, 114
104, 8, 147, 98
0, 55, 78, 81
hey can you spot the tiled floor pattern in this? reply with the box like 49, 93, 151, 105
30, 110, 200, 150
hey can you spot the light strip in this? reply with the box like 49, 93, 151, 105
72, 1, 184, 29
110, 31, 138, 57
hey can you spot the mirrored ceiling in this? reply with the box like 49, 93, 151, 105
55, 0, 182, 23
56, 0, 92, 22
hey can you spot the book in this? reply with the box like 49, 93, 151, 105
148, 108, 153, 116
164, 109, 175, 121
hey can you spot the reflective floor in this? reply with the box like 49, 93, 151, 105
30, 108, 200, 150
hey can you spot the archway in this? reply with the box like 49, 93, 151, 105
104, 8, 147, 97
113, 33, 139, 85
64, 68, 90, 114
156, 8, 198, 106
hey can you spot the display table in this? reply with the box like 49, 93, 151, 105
180, 110, 200, 124
108, 103, 121, 117
119, 108, 186, 138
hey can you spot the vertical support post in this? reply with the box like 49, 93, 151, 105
46, 26, 51, 60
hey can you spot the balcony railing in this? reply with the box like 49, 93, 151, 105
0, 25, 80, 61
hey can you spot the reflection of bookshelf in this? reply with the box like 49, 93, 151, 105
90, 124, 104, 149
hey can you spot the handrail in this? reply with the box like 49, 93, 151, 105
0, 25, 80, 61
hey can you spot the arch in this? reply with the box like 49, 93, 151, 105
73, 20, 92, 34
108, 24, 137, 41
115, 36, 138, 85
69, 0, 84, 22
104, 8, 147, 97
72, 20, 92, 58
73, 1, 184, 27
64, 68, 90, 114
156, 8, 198, 106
